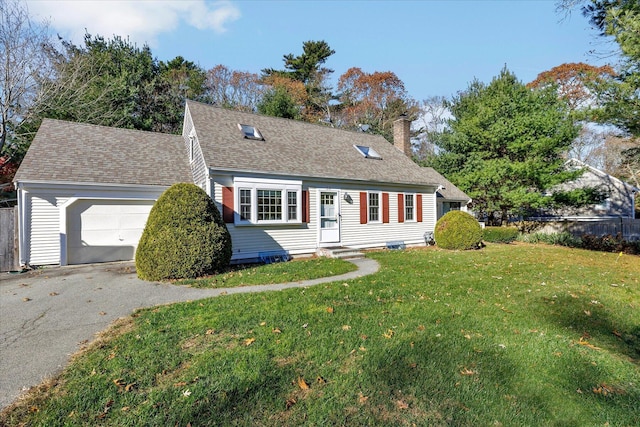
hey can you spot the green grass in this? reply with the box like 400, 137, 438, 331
2, 244, 639, 426
177, 257, 358, 288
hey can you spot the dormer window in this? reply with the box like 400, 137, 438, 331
354, 144, 382, 160
238, 123, 264, 140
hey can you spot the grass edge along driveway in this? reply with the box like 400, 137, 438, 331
2, 243, 639, 426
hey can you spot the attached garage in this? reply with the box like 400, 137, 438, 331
14, 119, 192, 267
65, 199, 156, 264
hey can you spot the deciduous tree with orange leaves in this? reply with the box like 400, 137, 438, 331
527, 62, 615, 112
337, 67, 418, 143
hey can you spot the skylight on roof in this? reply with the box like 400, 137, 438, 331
238, 123, 264, 140
354, 144, 382, 160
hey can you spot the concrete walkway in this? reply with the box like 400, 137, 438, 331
0, 257, 379, 410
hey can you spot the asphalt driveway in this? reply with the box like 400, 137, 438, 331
0, 258, 379, 410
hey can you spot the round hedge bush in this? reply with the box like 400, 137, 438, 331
135, 183, 232, 281
434, 210, 483, 250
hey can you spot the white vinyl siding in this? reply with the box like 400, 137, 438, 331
215, 181, 316, 260
340, 186, 436, 249
17, 183, 167, 267
27, 195, 63, 265
182, 107, 207, 189
213, 178, 437, 262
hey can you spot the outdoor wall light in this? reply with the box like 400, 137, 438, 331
343, 192, 353, 203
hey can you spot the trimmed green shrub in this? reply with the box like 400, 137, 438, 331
482, 226, 519, 243
136, 183, 232, 281
434, 211, 483, 250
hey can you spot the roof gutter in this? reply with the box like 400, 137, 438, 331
208, 166, 439, 190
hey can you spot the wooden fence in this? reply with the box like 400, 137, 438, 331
540, 218, 640, 242
1, 207, 18, 272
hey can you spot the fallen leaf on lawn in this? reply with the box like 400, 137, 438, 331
460, 368, 476, 376
297, 377, 309, 390
326, 307, 334, 314
244, 337, 256, 346
260, 322, 266, 326
383, 329, 394, 339
342, 325, 351, 331
396, 400, 409, 410
205, 329, 215, 335
272, 328, 282, 334
97, 400, 114, 419
174, 381, 188, 387
183, 389, 191, 397
121, 407, 130, 412
584, 310, 591, 316
113, 378, 125, 388
29, 406, 38, 413
612, 330, 622, 338
286, 398, 296, 409
358, 393, 369, 404
578, 337, 601, 350
125, 383, 136, 392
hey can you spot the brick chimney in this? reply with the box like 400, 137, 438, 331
393, 115, 412, 157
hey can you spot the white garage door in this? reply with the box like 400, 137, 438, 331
66, 199, 155, 265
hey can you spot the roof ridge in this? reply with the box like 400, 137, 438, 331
40, 118, 182, 139
185, 99, 392, 141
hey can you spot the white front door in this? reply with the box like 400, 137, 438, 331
319, 190, 340, 244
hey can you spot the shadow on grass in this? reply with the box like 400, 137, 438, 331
543, 295, 639, 365
363, 327, 640, 426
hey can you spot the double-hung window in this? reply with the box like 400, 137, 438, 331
234, 178, 301, 225
404, 193, 415, 221
369, 192, 380, 222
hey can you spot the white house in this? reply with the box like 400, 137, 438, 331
14, 101, 470, 267
537, 158, 638, 220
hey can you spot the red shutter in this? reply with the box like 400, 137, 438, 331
222, 186, 234, 223
397, 193, 404, 223
360, 192, 367, 224
302, 190, 310, 223
382, 192, 389, 223
417, 194, 423, 222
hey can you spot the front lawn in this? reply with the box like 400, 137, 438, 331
177, 257, 357, 288
2, 244, 639, 426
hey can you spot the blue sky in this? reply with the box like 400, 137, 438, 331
26, 0, 612, 101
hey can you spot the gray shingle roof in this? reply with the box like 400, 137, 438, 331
424, 167, 472, 201
186, 100, 439, 187
15, 119, 192, 186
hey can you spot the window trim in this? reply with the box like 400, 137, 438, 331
233, 178, 302, 225
368, 191, 381, 223
404, 193, 416, 222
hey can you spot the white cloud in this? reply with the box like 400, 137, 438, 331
26, 0, 241, 47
